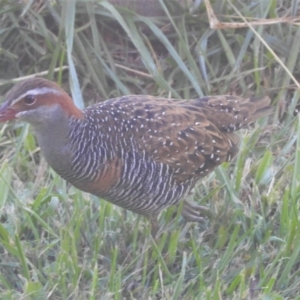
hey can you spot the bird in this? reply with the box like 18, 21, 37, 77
0, 78, 271, 227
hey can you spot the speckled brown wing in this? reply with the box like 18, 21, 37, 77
101, 95, 271, 183
187, 95, 271, 131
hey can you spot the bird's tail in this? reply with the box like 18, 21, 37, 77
245, 96, 272, 124
191, 95, 272, 132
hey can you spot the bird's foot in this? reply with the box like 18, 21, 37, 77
181, 199, 214, 223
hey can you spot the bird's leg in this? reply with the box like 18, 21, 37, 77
181, 197, 214, 223
148, 214, 160, 237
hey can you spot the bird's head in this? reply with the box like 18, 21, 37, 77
0, 78, 83, 125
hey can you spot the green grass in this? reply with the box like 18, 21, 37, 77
0, 0, 300, 299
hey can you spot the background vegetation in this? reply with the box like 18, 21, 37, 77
0, 0, 300, 299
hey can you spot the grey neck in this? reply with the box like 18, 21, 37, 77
30, 107, 73, 175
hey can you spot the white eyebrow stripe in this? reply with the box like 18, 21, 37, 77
12, 87, 62, 105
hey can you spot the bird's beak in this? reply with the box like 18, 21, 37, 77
0, 101, 17, 122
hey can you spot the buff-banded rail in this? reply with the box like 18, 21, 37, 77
0, 78, 271, 231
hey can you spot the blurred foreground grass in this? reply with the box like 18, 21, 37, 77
0, 0, 300, 299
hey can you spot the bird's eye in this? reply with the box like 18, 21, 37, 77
23, 95, 36, 105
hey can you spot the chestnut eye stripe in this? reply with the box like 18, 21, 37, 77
11, 88, 62, 106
